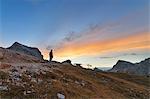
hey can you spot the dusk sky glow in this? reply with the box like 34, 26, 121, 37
0, 0, 150, 67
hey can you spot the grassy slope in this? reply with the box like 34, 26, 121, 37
0, 63, 149, 99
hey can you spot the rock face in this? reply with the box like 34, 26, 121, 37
109, 58, 150, 75
0, 47, 42, 63
7, 42, 43, 60
109, 60, 135, 72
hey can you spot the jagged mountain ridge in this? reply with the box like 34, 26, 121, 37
7, 42, 43, 60
109, 58, 150, 75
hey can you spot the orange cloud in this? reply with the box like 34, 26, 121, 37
41, 9, 149, 61
49, 32, 149, 60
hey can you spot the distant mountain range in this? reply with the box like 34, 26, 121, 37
109, 58, 150, 75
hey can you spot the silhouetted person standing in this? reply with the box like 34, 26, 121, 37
49, 49, 53, 62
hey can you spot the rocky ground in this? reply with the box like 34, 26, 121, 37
0, 62, 149, 99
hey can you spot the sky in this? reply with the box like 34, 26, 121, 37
0, 0, 150, 68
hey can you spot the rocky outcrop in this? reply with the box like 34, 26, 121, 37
109, 60, 135, 72
93, 67, 103, 72
135, 58, 150, 75
109, 58, 150, 75
62, 60, 72, 65
0, 47, 42, 63
7, 42, 43, 60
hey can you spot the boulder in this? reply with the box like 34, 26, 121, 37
62, 60, 72, 65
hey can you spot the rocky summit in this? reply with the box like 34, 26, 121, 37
7, 42, 43, 60
0, 47, 43, 63
109, 58, 150, 75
